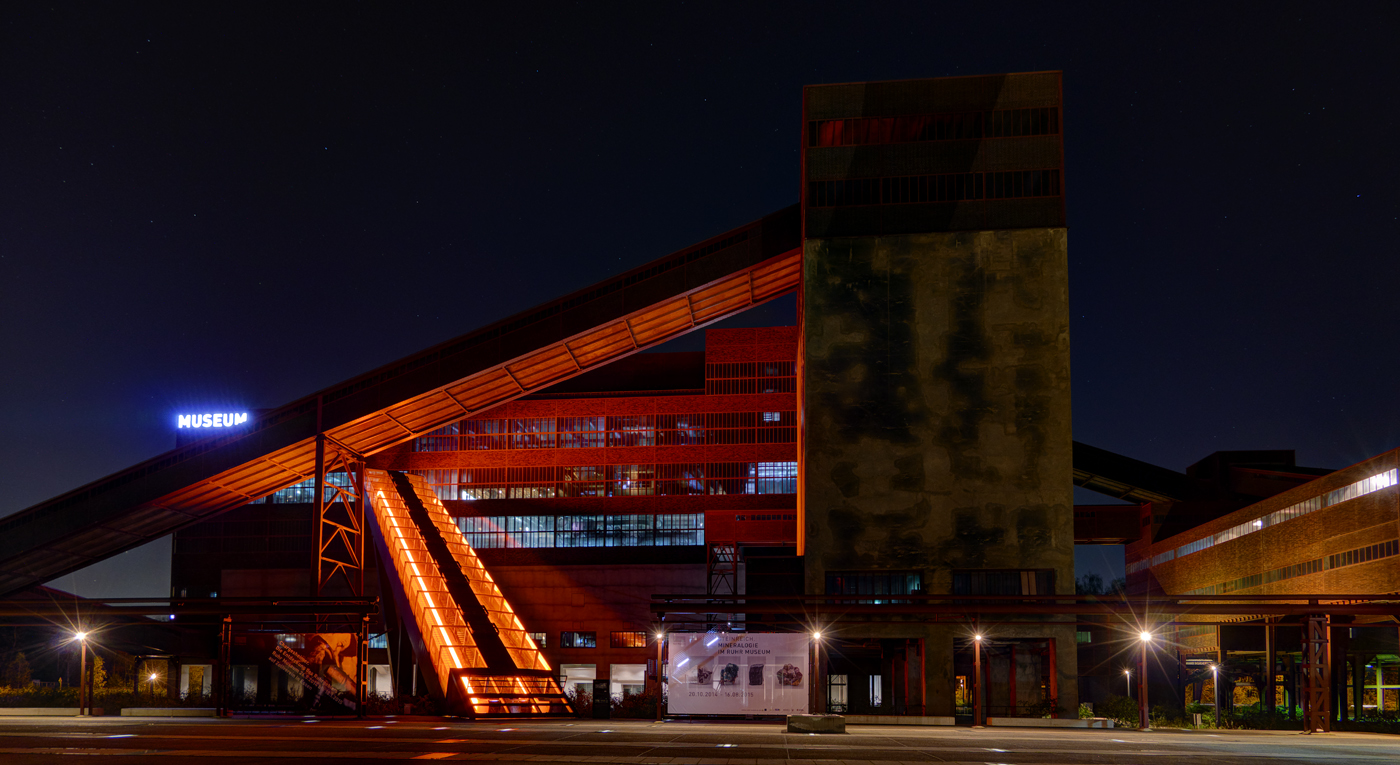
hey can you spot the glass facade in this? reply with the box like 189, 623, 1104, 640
459, 513, 703, 549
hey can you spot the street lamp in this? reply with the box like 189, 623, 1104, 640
653, 631, 665, 722
149, 672, 158, 697
1209, 664, 1220, 728
972, 633, 984, 728
1124, 668, 1131, 698
1138, 630, 1153, 730
74, 631, 89, 717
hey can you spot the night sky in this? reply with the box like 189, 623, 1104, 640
3, 3, 1397, 597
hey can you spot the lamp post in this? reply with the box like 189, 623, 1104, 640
1124, 668, 1131, 698
812, 631, 823, 714
149, 673, 158, 698
75, 631, 88, 717
972, 633, 984, 728
1138, 631, 1152, 730
654, 631, 665, 722
1209, 664, 1220, 728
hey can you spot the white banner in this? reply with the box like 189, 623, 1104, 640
666, 632, 809, 715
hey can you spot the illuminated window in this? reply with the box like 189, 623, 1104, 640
410, 410, 796, 452
609, 465, 655, 497
511, 418, 557, 449
559, 417, 607, 449
827, 674, 848, 712
507, 466, 557, 499
610, 631, 647, 648
560, 631, 596, 649
654, 513, 704, 546
756, 462, 798, 494
413, 422, 459, 452
606, 514, 653, 546
528, 632, 547, 649
556, 515, 607, 547
560, 466, 608, 498
869, 675, 882, 708
607, 415, 655, 447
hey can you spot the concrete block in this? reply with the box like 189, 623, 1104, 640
987, 716, 1113, 728
0, 708, 103, 716
121, 707, 217, 717
842, 715, 955, 726
787, 714, 846, 733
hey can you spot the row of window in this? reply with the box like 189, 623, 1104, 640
412, 412, 797, 452
704, 361, 796, 396
807, 107, 1061, 148
1183, 538, 1400, 596
457, 513, 705, 549
1129, 468, 1398, 574
807, 169, 1061, 208
821, 569, 1055, 603
548, 631, 651, 649
414, 461, 798, 501
256, 472, 355, 505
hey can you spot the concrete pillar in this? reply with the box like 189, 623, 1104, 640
925, 628, 955, 717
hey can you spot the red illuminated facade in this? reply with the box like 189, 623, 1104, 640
172, 327, 799, 702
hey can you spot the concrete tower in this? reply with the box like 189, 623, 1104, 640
800, 72, 1075, 717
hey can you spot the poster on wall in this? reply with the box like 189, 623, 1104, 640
270, 633, 358, 711
667, 632, 809, 715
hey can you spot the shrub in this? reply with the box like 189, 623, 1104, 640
1097, 695, 1139, 728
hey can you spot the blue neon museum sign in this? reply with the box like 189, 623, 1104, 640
177, 412, 250, 429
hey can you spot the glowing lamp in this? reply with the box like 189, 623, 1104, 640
75, 631, 87, 641
973, 634, 982, 641
1139, 631, 1152, 642
812, 631, 822, 640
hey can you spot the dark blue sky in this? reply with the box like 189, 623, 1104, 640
3, 2, 1396, 596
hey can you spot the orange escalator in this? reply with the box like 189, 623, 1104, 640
366, 469, 567, 716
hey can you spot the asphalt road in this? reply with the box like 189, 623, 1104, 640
0, 717, 1395, 764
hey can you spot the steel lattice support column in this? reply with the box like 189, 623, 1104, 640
1301, 614, 1331, 733
706, 542, 738, 629
314, 433, 366, 597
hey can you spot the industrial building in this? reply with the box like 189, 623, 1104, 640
1, 71, 1395, 728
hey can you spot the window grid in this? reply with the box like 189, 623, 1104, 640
807, 169, 1060, 208
807, 107, 1060, 148
610, 631, 648, 649
412, 462, 797, 500
458, 513, 704, 549
411, 411, 797, 452
1183, 539, 1399, 596
1130, 469, 1399, 574
560, 631, 596, 649
825, 571, 923, 604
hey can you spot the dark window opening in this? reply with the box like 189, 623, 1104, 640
560, 631, 597, 649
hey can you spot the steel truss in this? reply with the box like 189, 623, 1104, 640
315, 433, 366, 598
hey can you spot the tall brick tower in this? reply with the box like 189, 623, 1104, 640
799, 72, 1075, 717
